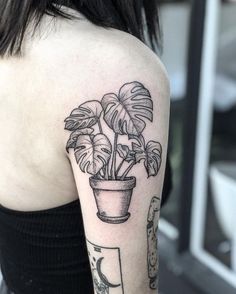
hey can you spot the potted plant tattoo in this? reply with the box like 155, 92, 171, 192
64, 81, 162, 224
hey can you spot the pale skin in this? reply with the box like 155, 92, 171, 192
0, 6, 170, 294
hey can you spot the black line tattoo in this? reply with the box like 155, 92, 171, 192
147, 196, 161, 290
64, 82, 162, 224
86, 239, 124, 294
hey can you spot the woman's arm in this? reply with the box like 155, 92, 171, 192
64, 41, 170, 293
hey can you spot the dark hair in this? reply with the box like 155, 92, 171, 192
0, 0, 161, 57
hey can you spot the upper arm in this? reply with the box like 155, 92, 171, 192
63, 38, 170, 293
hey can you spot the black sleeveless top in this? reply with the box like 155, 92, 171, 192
0, 199, 93, 294
0, 159, 171, 294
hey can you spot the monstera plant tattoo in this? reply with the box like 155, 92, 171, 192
64, 81, 162, 224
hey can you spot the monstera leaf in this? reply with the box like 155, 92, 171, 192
117, 144, 136, 162
75, 134, 112, 175
101, 82, 153, 135
66, 128, 94, 152
132, 137, 162, 177
64, 100, 103, 131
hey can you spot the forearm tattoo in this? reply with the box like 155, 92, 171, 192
147, 196, 161, 289
64, 82, 163, 224
86, 239, 124, 294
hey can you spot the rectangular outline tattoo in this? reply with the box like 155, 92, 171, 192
86, 238, 124, 294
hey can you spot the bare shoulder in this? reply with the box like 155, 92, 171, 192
27, 12, 170, 99
91, 28, 170, 94
58, 26, 171, 109
89, 27, 170, 99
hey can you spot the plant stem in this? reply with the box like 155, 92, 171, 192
121, 161, 135, 180
98, 168, 105, 179
102, 161, 109, 180
111, 133, 118, 179
98, 119, 103, 134
98, 118, 107, 177
116, 158, 126, 176
105, 164, 109, 180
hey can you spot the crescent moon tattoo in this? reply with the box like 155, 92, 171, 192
96, 257, 121, 288
86, 239, 124, 293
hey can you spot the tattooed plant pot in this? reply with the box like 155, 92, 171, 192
64, 81, 162, 224
89, 177, 136, 223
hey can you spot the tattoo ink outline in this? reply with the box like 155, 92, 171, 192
147, 196, 161, 290
86, 238, 125, 294
64, 82, 162, 224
